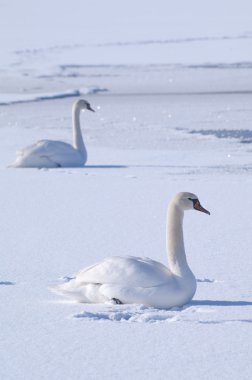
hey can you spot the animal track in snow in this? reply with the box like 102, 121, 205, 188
73, 304, 180, 323
72, 304, 197, 323
198, 319, 252, 324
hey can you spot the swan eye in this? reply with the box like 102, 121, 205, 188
188, 197, 198, 206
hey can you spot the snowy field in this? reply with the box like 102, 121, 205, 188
1, 1, 252, 379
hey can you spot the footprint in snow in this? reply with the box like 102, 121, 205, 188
60, 276, 75, 282
0, 281, 15, 286
72, 304, 185, 323
197, 278, 216, 283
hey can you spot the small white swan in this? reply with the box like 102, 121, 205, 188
52, 192, 210, 309
11, 99, 95, 168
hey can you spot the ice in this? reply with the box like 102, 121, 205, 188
1, 0, 252, 379
0, 87, 108, 105
1, 94, 252, 380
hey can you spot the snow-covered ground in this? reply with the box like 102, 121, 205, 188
1, 1, 252, 379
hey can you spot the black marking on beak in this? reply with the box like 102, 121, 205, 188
87, 104, 95, 112
188, 198, 210, 215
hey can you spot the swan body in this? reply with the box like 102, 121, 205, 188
11, 99, 94, 168
53, 192, 210, 309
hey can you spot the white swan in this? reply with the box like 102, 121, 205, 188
11, 99, 95, 168
52, 192, 210, 309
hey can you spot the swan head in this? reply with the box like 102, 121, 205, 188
74, 99, 95, 112
173, 192, 210, 215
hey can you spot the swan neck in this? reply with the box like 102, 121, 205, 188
72, 104, 87, 158
166, 203, 190, 276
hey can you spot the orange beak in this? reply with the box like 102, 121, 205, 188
194, 200, 210, 215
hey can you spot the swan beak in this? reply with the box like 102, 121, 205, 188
87, 105, 95, 112
194, 201, 210, 215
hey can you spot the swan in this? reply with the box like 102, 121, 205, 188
11, 99, 95, 168
52, 192, 210, 309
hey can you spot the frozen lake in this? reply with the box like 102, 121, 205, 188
1, 0, 252, 378
1, 88, 252, 379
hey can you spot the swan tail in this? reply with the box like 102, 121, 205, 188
8, 163, 19, 168
49, 283, 87, 303
49, 280, 78, 297
50, 279, 109, 303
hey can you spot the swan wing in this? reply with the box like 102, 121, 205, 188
53, 257, 188, 308
75, 256, 173, 288
100, 282, 181, 309
53, 257, 179, 307
18, 140, 74, 156
15, 140, 83, 167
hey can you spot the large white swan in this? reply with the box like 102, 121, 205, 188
52, 192, 210, 309
11, 99, 95, 168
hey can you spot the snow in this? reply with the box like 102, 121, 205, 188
1, 95, 252, 380
1, 0, 252, 379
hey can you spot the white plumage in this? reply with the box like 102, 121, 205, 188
11, 99, 94, 168
52, 192, 210, 309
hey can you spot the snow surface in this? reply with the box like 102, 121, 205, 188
1, 0, 252, 379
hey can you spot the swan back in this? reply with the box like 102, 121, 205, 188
75, 256, 172, 288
